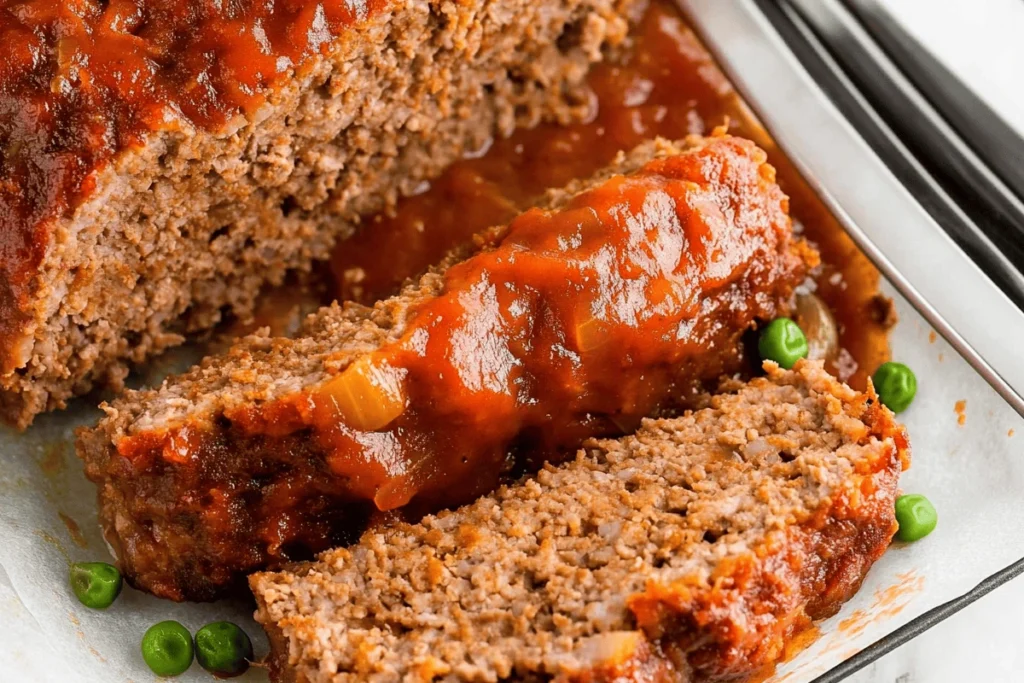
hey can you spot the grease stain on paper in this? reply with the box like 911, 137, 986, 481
33, 438, 75, 505
831, 571, 925, 646
774, 569, 928, 678
59, 512, 88, 549
34, 530, 70, 565
68, 613, 106, 662
38, 442, 68, 478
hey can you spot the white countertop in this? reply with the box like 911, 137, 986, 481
850, 1, 1024, 681
852, 577, 1024, 682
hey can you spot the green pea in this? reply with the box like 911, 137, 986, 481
873, 361, 917, 413
195, 621, 253, 677
69, 562, 122, 610
895, 494, 937, 542
758, 318, 809, 369
141, 621, 194, 677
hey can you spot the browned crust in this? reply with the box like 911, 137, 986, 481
263, 618, 303, 683
631, 465, 900, 678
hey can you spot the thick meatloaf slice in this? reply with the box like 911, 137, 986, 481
77, 134, 816, 601
0, 0, 643, 428
251, 361, 910, 683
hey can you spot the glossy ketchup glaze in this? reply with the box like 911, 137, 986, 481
0, 0, 383, 358
332, 0, 891, 389
228, 136, 810, 513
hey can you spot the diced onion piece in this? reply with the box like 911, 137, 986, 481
574, 632, 645, 668
52, 38, 78, 93
318, 358, 406, 431
573, 308, 611, 354
794, 293, 839, 362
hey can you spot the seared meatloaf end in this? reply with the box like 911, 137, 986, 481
77, 134, 817, 601
0, 0, 644, 428
251, 361, 910, 683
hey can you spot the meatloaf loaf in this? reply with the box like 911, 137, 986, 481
77, 134, 816, 601
0, 0, 643, 428
251, 361, 910, 683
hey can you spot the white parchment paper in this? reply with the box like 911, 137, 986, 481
0, 348, 270, 683
1, 282, 1022, 682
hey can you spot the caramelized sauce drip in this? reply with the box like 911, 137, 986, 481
331, 0, 890, 388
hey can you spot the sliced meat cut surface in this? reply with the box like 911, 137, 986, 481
77, 134, 815, 601
0, 0, 642, 427
251, 361, 910, 683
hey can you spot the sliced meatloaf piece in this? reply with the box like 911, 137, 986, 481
0, 0, 644, 428
77, 134, 816, 601
251, 361, 910, 683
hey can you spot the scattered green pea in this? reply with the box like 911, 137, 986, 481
873, 361, 917, 413
141, 621, 194, 677
69, 562, 122, 610
758, 317, 809, 369
195, 621, 253, 677
895, 494, 937, 542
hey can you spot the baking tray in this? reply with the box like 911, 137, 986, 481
2, 2, 1024, 681
679, 0, 1024, 680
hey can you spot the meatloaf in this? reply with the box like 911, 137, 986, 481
0, 0, 643, 428
77, 134, 816, 601
251, 360, 910, 683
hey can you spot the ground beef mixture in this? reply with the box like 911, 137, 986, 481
0, 0, 643, 426
251, 361, 909, 683
77, 135, 814, 601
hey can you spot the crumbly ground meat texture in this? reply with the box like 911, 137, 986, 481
77, 135, 814, 602
250, 361, 910, 683
0, 0, 643, 428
